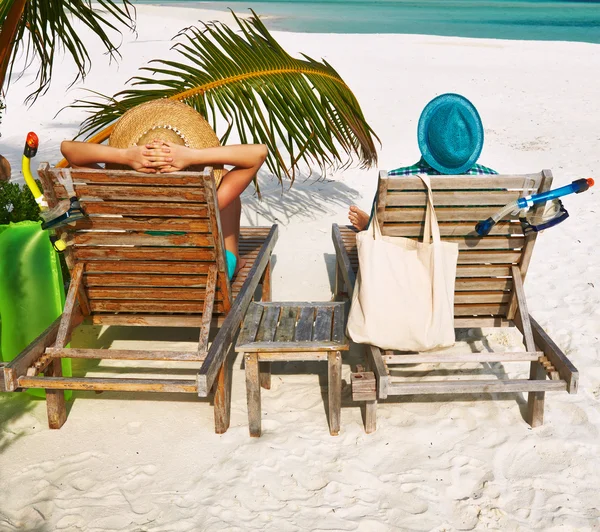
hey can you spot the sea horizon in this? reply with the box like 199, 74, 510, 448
130, 0, 600, 43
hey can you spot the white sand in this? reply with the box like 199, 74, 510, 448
2, 5, 600, 530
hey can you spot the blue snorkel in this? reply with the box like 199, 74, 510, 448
475, 178, 594, 236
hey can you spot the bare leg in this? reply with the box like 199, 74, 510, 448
348, 205, 370, 231
220, 193, 247, 274
213, 145, 266, 210
212, 146, 266, 271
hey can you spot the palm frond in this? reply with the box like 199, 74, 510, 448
68, 11, 379, 181
0, 0, 136, 103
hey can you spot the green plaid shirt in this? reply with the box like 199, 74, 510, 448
388, 157, 497, 176
366, 158, 498, 226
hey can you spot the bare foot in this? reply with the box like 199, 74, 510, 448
348, 205, 370, 231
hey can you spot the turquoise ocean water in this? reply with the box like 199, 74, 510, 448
133, 0, 600, 43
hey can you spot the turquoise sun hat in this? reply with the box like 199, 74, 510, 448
417, 93, 484, 175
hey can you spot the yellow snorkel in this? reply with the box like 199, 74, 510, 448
21, 132, 68, 252
22, 132, 47, 208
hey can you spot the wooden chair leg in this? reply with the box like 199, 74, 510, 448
363, 354, 377, 433
258, 264, 272, 390
213, 360, 231, 434
245, 353, 261, 437
527, 362, 546, 427
46, 359, 67, 430
512, 266, 546, 428
365, 400, 377, 434
328, 351, 342, 436
261, 262, 272, 302
260, 362, 271, 390
334, 261, 341, 300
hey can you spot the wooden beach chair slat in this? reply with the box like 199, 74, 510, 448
386, 190, 523, 206
274, 307, 299, 342
55, 184, 207, 203
333, 169, 578, 433
379, 221, 524, 237
455, 278, 512, 291
85, 274, 210, 287
456, 265, 512, 277
384, 206, 517, 222
74, 217, 212, 233
50, 167, 207, 187
73, 247, 217, 261
331, 305, 346, 344
89, 300, 226, 314
453, 303, 508, 316
386, 174, 543, 191
46, 347, 206, 361
83, 261, 217, 274
18, 376, 199, 393
71, 232, 215, 247
453, 292, 511, 304
295, 307, 316, 341
313, 306, 335, 342
77, 201, 209, 217
235, 303, 265, 346
255, 305, 281, 342
5, 164, 278, 433
86, 287, 214, 301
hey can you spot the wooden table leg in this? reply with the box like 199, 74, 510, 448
365, 401, 377, 434
328, 351, 342, 436
260, 362, 271, 390
364, 354, 377, 433
245, 352, 261, 437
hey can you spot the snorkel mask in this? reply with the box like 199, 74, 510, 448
476, 178, 594, 237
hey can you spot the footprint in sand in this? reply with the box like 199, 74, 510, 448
511, 136, 550, 152
56, 514, 87, 529
446, 455, 494, 501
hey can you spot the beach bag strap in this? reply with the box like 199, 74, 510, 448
418, 174, 441, 244
372, 174, 441, 243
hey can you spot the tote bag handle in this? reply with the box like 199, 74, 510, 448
370, 174, 441, 243
418, 174, 441, 244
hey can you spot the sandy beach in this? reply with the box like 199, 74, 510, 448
1, 4, 600, 530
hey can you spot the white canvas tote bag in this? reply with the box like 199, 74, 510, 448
347, 174, 459, 352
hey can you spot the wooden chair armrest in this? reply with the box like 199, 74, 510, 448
196, 225, 278, 396
331, 224, 356, 297
529, 315, 579, 394
3, 317, 62, 392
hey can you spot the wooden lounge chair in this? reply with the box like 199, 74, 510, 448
332, 170, 578, 433
0, 164, 277, 433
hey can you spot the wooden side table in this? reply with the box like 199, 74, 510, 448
236, 301, 349, 437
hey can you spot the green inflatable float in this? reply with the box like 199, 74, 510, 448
1, 132, 73, 396
0, 222, 72, 397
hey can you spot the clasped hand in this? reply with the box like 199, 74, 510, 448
125, 140, 191, 174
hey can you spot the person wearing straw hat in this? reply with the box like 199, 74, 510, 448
61, 100, 267, 279
348, 93, 497, 231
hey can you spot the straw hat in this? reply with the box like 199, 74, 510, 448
108, 99, 223, 184
417, 93, 484, 175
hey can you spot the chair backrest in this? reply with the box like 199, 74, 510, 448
377, 169, 553, 321
38, 164, 232, 327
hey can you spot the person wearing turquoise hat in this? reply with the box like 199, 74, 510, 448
348, 93, 497, 231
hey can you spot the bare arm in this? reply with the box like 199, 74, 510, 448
60, 140, 170, 173
148, 142, 268, 209
149, 143, 268, 172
